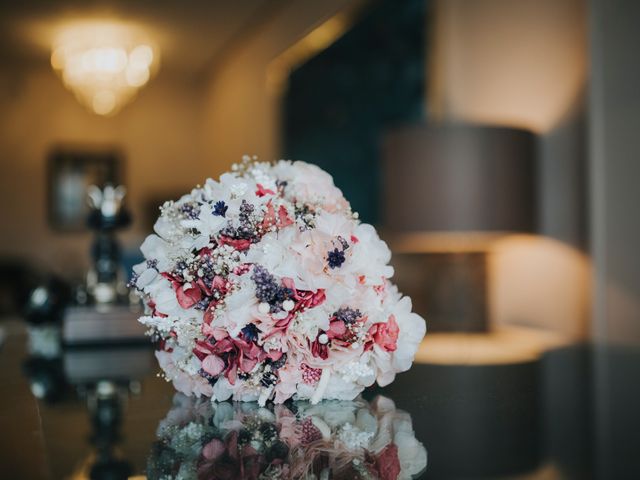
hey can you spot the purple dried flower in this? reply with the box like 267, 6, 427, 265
179, 202, 200, 220
251, 265, 292, 312
333, 307, 362, 323
194, 298, 212, 311
212, 201, 227, 217
219, 200, 259, 242
327, 248, 346, 269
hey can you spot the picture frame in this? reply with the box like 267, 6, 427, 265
47, 147, 123, 231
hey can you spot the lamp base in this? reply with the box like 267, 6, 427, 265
392, 251, 488, 332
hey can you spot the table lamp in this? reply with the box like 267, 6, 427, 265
382, 123, 536, 333
381, 124, 545, 477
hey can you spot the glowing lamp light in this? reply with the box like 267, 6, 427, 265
51, 23, 159, 116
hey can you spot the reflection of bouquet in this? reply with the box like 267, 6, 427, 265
148, 394, 427, 480
131, 157, 426, 404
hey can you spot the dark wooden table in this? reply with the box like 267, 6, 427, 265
1, 318, 638, 479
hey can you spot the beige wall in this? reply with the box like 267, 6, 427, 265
0, 67, 207, 278
430, 0, 587, 133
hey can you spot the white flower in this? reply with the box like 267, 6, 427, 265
245, 228, 299, 279
180, 203, 226, 237
156, 350, 213, 398
289, 308, 329, 340
139, 314, 173, 334
219, 172, 259, 207
214, 275, 257, 337
247, 161, 278, 191
337, 358, 376, 385
140, 234, 174, 271
212, 377, 234, 401
313, 210, 354, 237
321, 373, 363, 402
275, 160, 349, 212
395, 420, 428, 478
317, 403, 357, 428
350, 223, 394, 284
134, 266, 158, 289
338, 423, 374, 450
146, 277, 182, 317
390, 296, 427, 373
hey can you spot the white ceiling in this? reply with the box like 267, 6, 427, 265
0, 0, 275, 75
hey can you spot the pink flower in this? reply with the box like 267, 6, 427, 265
273, 363, 300, 404
162, 272, 203, 309
263, 281, 326, 337
261, 201, 294, 231
376, 443, 401, 480
255, 183, 275, 197
327, 319, 347, 338
202, 355, 225, 376
202, 438, 225, 461
232, 263, 252, 275
277, 205, 293, 228
261, 201, 276, 230
310, 335, 329, 359
218, 235, 252, 251
195, 335, 266, 385
176, 283, 202, 309
367, 315, 399, 352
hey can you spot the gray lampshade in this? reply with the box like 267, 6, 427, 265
382, 124, 536, 234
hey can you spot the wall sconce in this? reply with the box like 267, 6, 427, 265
51, 23, 160, 116
383, 124, 536, 332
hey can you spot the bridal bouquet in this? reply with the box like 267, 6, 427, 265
131, 157, 426, 404
148, 394, 427, 480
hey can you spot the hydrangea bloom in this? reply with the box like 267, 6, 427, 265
131, 157, 426, 405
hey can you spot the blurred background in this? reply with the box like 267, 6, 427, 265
0, 0, 638, 479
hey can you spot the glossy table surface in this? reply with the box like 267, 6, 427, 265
1, 318, 638, 480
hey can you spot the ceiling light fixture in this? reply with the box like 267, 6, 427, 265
51, 22, 159, 116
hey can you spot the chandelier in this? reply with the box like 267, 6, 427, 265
51, 23, 159, 116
